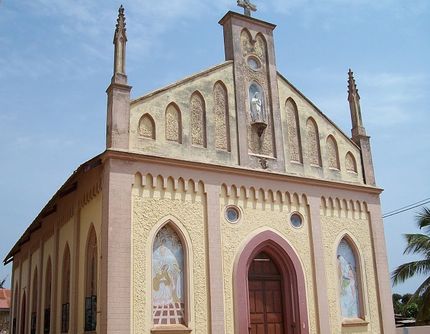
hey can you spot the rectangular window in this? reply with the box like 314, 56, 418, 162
84, 295, 97, 331
44, 308, 50, 334
12, 318, 16, 334
61, 303, 70, 333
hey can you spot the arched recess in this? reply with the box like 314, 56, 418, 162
306, 117, 322, 167
190, 91, 207, 147
20, 292, 27, 334
165, 103, 182, 143
345, 152, 357, 173
44, 258, 52, 334
213, 81, 230, 151
13, 283, 18, 334
148, 216, 193, 330
31, 268, 38, 334
326, 135, 340, 169
138, 113, 156, 139
233, 230, 309, 334
336, 234, 365, 322
285, 98, 303, 163
151, 221, 187, 327
61, 244, 71, 333
84, 225, 98, 332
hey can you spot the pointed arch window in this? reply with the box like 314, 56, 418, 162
85, 227, 98, 332
190, 92, 207, 147
20, 292, 27, 334
337, 238, 364, 320
61, 245, 71, 333
12, 284, 18, 334
31, 269, 38, 334
44, 259, 52, 334
152, 224, 186, 326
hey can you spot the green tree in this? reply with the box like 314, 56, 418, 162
392, 207, 430, 322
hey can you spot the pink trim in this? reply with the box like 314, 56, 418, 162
233, 230, 309, 334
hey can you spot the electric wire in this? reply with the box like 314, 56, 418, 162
382, 198, 430, 219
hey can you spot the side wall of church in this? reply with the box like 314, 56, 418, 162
9, 167, 102, 334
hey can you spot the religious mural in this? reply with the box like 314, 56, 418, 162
337, 239, 360, 318
152, 225, 185, 325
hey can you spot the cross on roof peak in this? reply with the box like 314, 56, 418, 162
237, 0, 257, 17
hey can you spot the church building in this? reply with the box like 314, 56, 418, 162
4, 4, 396, 334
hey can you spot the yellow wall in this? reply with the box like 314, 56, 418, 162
131, 174, 209, 333
320, 199, 381, 333
220, 186, 318, 333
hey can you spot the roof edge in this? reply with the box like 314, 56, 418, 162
131, 61, 233, 105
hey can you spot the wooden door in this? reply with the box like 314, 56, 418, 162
248, 252, 284, 334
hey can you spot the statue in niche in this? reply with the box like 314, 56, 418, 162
249, 83, 267, 136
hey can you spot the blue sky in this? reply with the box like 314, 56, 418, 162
0, 0, 429, 295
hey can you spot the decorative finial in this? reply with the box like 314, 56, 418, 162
347, 68, 360, 101
114, 5, 127, 42
237, 0, 257, 17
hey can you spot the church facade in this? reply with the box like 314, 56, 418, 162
4, 6, 395, 334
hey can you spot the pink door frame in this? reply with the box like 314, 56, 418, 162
233, 230, 309, 334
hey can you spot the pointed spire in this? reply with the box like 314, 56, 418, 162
347, 68, 365, 137
114, 5, 127, 43
112, 5, 127, 80
347, 68, 360, 101
347, 69, 376, 186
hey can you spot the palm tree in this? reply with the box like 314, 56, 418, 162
392, 207, 430, 322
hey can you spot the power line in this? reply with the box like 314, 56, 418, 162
382, 198, 430, 219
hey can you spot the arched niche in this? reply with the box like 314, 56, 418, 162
285, 98, 303, 163
336, 235, 365, 321
213, 81, 230, 151
326, 135, 340, 170
165, 103, 182, 143
138, 113, 156, 139
190, 91, 207, 147
151, 221, 189, 328
345, 152, 358, 173
306, 117, 322, 167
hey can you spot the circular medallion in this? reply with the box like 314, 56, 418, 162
247, 56, 261, 71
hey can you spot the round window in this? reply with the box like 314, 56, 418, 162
247, 56, 261, 70
225, 206, 240, 223
290, 213, 303, 228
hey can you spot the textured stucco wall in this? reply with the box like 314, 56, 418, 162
132, 174, 209, 333
320, 200, 382, 333
219, 186, 318, 333
278, 75, 364, 184
130, 63, 238, 167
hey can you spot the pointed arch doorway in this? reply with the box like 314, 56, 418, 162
234, 230, 309, 334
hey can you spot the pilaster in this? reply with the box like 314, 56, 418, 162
308, 196, 331, 333
205, 184, 226, 334
367, 200, 396, 333
100, 158, 133, 333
